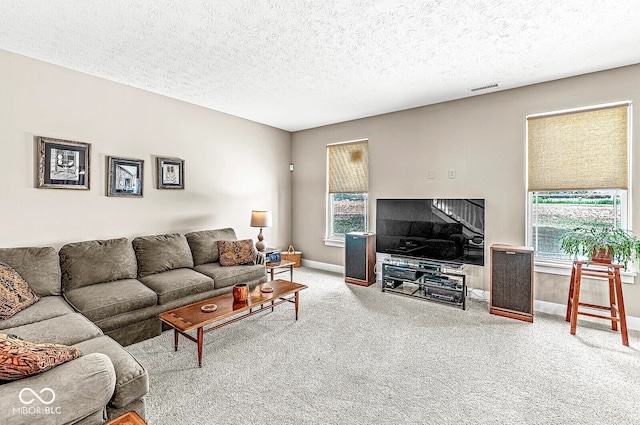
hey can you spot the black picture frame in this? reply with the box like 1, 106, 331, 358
107, 156, 144, 197
157, 157, 184, 189
36, 136, 90, 189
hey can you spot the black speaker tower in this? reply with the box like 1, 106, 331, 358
345, 232, 376, 286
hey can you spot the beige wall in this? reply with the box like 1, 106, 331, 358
0, 50, 292, 250
291, 64, 640, 317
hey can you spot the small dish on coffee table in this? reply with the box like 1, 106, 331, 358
261, 286, 274, 293
200, 303, 218, 312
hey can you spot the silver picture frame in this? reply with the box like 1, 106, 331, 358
107, 156, 144, 197
36, 136, 91, 190
157, 157, 184, 189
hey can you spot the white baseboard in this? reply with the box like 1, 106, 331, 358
301, 260, 640, 332
300, 259, 344, 274
464, 287, 640, 332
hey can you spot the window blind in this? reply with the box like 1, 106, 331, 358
327, 140, 369, 193
527, 104, 629, 191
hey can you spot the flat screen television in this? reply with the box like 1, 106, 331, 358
376, 198, 485, 266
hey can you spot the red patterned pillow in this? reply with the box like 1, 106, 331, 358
0, 333, 82, 381
217, 239, 256, 267
0, 262, 39, 320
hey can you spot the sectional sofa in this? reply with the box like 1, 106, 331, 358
0, 228, 267, 424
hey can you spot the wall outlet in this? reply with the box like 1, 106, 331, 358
448, 169, 456, 179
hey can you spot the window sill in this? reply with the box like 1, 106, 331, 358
323, 238, 345, 247
535, 259, 636, 284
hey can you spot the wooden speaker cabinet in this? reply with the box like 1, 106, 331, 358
490, 244, 534, 322
345, 232, 376, 286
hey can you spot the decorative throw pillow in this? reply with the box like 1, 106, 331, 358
0, 262, 40, 320
0, 333, 81, 381
217, 239, 256, 267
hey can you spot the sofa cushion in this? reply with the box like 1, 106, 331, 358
432, 222, 463, 238
195, 262, 266, 289
5, 313, 103, 346
0, 247, 61, 296
218, 239, 256, 267
0, 296, 74, 331
60, 238, 138, 292
138, 268, 213, 304
64, 279, 158, 323
132, 233, 194, 278
409, 221, 434, 238
0, 333, 81, 380
0, 352, 115, 425
377, 220, 412, 237
185, 228, 238, 265
0, 262, 39, 319
74, 335, 148, 409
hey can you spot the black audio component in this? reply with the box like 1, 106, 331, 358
381, 255, 466, 309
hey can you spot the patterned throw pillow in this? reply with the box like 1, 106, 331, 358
217, 239, 256, 267
0, 262, 40, 320
0, 333, 82, 381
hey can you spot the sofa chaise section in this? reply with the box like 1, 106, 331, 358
0, 352, 116, 425
0, 246, 147, 424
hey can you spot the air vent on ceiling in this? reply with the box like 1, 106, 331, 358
470, 83, 500, 93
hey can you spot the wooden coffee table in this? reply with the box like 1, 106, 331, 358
159, 279, 308, 366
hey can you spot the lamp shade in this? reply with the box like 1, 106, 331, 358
250, 210, 272, 228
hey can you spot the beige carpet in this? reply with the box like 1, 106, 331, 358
126, 267, 640, 424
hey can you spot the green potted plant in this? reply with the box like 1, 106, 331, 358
560, 226, 640, 267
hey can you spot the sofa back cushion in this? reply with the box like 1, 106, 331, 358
185, 228, 238, 266
0, 247, 61, 296
59, 238, 138, 292
377, 220, 412, 236
432, 223, 463, 238
409, 221, 434, 238
133, 233, 194, 277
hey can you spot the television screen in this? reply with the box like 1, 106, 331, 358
376, 198, 485, 266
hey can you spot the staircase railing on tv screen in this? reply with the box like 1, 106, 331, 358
432, 199, 485, 235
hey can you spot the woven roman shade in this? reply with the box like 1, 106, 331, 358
327, 140, 369, 193
527, 104, 629, 191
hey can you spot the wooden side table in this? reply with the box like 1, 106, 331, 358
266, 260, 295, 281
107, 411, 146, 424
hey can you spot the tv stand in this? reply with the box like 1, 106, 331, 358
381, 256, 466, 309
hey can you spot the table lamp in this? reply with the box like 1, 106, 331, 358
250, 210, 272, 252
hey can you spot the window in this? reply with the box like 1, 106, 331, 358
326, 140, 369, 243
530, 190, 625, 261
526, 102, 631, 263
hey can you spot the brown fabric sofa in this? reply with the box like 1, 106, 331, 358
0, 228, 267, 424
61, 229, 266, 346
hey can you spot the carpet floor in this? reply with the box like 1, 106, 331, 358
126, 267, 640, 424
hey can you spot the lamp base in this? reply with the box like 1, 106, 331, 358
255, 228, 266, 252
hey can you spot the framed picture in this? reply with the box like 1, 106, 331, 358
107, 156, 144, 197
36, 136, 90, 189
157, 157, 184, 189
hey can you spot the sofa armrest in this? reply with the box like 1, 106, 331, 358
0, 353, 116, 425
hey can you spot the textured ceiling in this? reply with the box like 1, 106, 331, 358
1, 1, 640, 131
